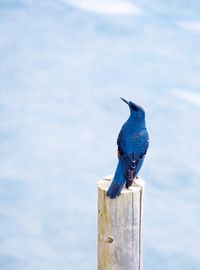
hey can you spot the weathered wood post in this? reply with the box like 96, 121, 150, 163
97, 175, 144, 270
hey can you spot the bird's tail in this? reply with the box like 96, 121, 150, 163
106, 160, 126, 199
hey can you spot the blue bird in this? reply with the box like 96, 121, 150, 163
107, 98, 149, 199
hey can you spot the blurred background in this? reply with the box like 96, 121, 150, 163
0, 0, 200, 269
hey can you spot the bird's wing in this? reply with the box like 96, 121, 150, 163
117, 127, 149, 185
120, 150, 146, 174
120, 150, 147, 186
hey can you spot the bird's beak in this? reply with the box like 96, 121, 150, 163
120, 97, 129, 106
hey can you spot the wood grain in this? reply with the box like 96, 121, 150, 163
97, 175, 144, 270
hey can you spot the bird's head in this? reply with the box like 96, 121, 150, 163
120, 97, 145, 119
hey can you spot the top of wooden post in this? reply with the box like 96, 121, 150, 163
97, 175, 145, 194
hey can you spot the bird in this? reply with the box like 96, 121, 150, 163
107, 97, 149, 199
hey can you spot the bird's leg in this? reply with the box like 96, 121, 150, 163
126, 180, 133, 189
125, 170, 134, 189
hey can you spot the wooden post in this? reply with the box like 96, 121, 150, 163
97, 175, 144, 270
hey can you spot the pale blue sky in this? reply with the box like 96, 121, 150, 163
0, 1, 200, 269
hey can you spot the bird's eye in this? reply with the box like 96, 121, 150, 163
132, 105, 138, 111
